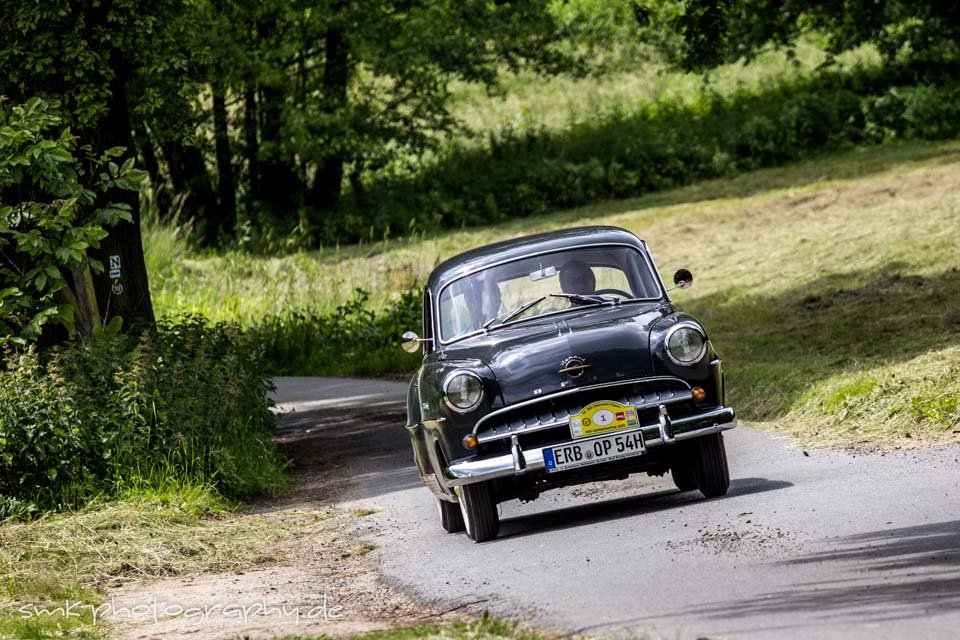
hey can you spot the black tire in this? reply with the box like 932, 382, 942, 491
438, 497, 465, 533
694, 433, 731, 498
671, 461, 698, 492
458, 482, 499, 542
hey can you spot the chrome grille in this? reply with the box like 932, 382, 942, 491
476, 378, 692, 443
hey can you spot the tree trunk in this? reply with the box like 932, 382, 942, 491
243, 87, 260, 206
310, 25, 349, 213
253, 13, 302, 218
159, 136, 222, 243
212, 77, 237, 241
64, 265, 103, 339
84, 49, 155, 331
133, 121, 172, 218
258, 83, 302, 217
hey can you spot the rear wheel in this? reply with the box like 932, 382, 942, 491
694, 433, 730, 498
437, 497, 465, 533
458, 482, 499, 542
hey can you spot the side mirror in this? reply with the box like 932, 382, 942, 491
673, 268, 693, 290
401, 330, 425, 353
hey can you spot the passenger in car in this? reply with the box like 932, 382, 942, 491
463, 279, 502, 331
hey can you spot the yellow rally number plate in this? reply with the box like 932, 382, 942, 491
569, 401, 639, 439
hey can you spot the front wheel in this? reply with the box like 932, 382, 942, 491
694, 433, 730, 498
671, 461, 698, 492
457, 482, 499, 542
438, 497, 465, 533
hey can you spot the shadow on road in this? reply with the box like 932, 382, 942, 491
271, 399, 420, 507
498, 477, 793, 540
609, 519, 960, 633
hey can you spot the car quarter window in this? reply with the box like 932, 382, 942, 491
437, 245, 662, 342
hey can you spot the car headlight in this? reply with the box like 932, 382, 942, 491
443, 371, 484, 412
665, 324, 706, 365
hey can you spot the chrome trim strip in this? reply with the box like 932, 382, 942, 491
473, 376, 692, 435
445, 407, 735, 487
436, 242, 665, 345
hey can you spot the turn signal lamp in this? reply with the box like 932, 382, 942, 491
692, 387, 706, 402
462, 433, 478, 450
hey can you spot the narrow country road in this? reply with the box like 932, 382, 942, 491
272, 377, 960, 640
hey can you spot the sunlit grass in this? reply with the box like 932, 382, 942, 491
448, 39, 879, 142
271, 617, 553, 640
0, 479, 312, 640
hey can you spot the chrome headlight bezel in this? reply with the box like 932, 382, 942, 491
664, 322, 707, 366
442, 370, 484, 413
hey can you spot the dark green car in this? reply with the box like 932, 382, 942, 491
401, 226, 736, 542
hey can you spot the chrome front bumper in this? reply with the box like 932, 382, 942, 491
443, 405, 735, 487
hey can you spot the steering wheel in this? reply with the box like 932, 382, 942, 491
594, 288, 632, 298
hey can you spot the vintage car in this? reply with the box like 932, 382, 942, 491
401, 226, 735, 542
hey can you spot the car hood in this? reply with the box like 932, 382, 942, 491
442, 304, 665, 405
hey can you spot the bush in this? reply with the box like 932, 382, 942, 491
0, 316, 286, 516
315, 67, 960, 243
252, 288, 421, 377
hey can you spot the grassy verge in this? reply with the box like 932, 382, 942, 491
271, 617, 553, 640
0, 480, 308, 640
149, 139, 960, 446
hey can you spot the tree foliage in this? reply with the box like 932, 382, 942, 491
661, 0, 960, 72
207, 0, 582, 235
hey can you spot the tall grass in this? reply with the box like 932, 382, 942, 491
0, 317, 288, 517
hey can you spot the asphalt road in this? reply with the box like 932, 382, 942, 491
272, 377, 960, 640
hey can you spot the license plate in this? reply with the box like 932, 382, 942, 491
569, 400, 639, 439
542, 430, 645, 473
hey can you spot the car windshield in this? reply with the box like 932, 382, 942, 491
438, 245, 663, 342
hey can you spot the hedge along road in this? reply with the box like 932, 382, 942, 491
272, 377, 960, 640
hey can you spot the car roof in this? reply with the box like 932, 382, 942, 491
426, 226, 647, 291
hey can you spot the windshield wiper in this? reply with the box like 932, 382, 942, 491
550, 292, 619, 305
483, 295, 547, 330
483, 291, 620, 332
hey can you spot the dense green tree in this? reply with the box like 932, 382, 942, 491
658, 0, 960, 71
2, 0, 582, 256
189, 0, 581, 238
0, 0, 205, 328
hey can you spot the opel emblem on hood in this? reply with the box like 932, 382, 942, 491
559, 356, 590, 379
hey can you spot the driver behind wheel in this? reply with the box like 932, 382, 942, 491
559, 260, 596, 298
